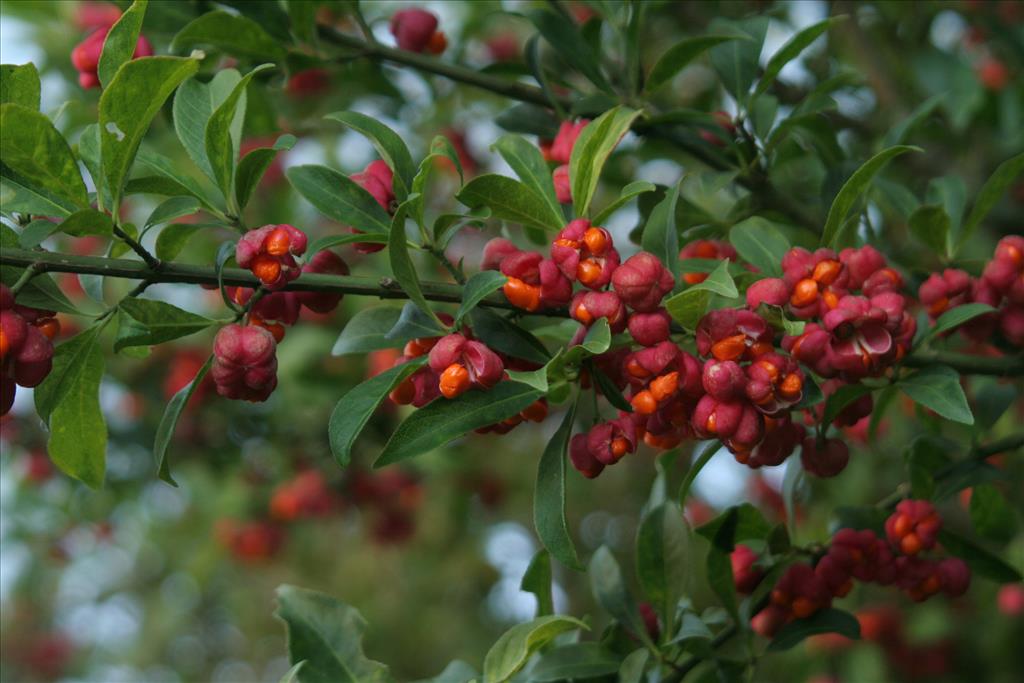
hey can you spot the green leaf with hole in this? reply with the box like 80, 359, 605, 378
100, 56, 200, 208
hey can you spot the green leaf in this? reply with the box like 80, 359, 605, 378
375, 382, 544, 467
646, 35, 742, 92
58, 208, 114, 237
618, 650, 649, 683
821, 384, 874, 427
528, 9, 611, 92
495, 103, 561, 138
278, 661, 306, 683
100, 56, 200, 208
898, 365, 973, 425
114, 297, 214, 351
678, 440, 719, 504
535, 402, 582, 571
482, 615, 587, 683
235, 134, 295, 210
592, 180, 657, 224
412, 661, 477, 683
957, 152, 1023, 251
332, 306, 404, 355
308, 232, 388, 256
0, 63, 41, 110
921, 302, 997, 342
754, 17, 843, 97
0, 267, 77, 315
329, 359, 427, 468
591, 364, 632, 412
155, 223, 204, 261
456, 270, 506, 324
173, 69, 243, 185
469, 308, 551, 365
974, 382, 1018, 431
33, 326, 107, 487
521, 550, 554, 618
389, 200, 442, 327
641, 179, 681, 279
135, 146, 222, 213
709, 16, 769, 101
97, 0, 148, 89
756, 303, 805, 337
325, 112, 416, 201
384, 302, 447, 342
767, 608, 860, 651
153, 354, 212, 486
569, 106, 640, 217
696, 504, 773, 544
821, 145, 920, 248
729, 217, 789, 277
885, 93, 945, 147
935, 530, 1021, 583
636, 502, 690, 631
287, 164, 392, 233
274, 585, 395, 683
908, 204, 950, 255
172, 10, 286, 61
0, 169, 76, 218
456, 174, 564, 232
664, 261, 738, 330
146, 196, 200, 228
16, 218, 61, 248
969, 484, 1018, 544
492, 134, 562, 222
590, 546, 652, 647
562, 317, 612, 365
205, 64, 274, 201
0, 104, 88, 209
529, 643, 621, 682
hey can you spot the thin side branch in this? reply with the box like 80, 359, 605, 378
0, 247, 553, 314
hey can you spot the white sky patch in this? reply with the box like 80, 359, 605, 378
930, 10, 967, 53
692, 445, 751, 508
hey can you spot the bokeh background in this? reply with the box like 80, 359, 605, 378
1, 1, 1023, 681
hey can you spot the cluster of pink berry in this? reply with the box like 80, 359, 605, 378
919, 235, 1024, 346
212, 225, 348, 402
744, 500, 970, 637
1, 285, 59, 416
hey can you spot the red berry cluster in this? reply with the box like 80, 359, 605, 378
215, 518, 286, 562
747, 245, 915, 381
679, 239, 738, 284
539, 119, 589, 203
390, 8, 447, 55
747, 500, 970, 638
71, 9, 152, 89
1, 285, 59, 416
349, 469, 424, 544
386, 314, 548, 432
236, 224, 309, 290
919, 235, 1024, 346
